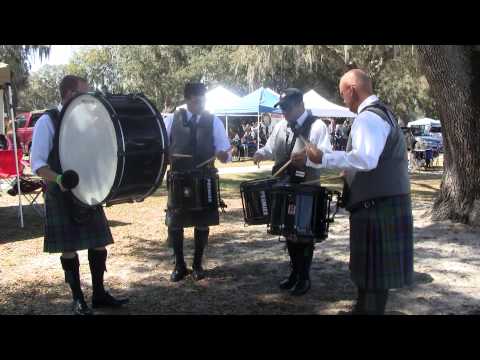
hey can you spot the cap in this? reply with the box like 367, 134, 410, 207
274, 88, 303, 108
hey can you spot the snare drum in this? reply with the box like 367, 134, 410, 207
268, 183, 340, 242
240, 177, 279, 225
167, 168, 219, 213
58, 92, 168, 207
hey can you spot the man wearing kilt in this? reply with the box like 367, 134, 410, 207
253, 88, 332, 296
30, 75, 128, 315
163, 83, 231, 282
306, 69, 414, 314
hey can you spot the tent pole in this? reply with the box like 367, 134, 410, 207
257, 112, 260, 150
225, 115, 228, 138
6, 83, 23, 228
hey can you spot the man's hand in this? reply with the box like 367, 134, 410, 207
216, 150, 229, 163
290, 150, 307, 169
253, 152, 264, 165
305, 143, 323, 164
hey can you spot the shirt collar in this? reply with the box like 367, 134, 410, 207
57, 104, 63, 112
289, 110, 308, 129
186, 109, 201, 121
357, 95, 379, 114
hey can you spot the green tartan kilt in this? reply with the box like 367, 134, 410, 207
43, 184, 114, 253
349, 194, 414, 290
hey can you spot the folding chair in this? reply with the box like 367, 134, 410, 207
0, 148, 46, 217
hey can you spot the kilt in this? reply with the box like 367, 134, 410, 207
349, 194, 414, 290
43, 183, 114, 253
165, 207, 219, 229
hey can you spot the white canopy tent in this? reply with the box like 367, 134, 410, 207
177, 85, 242, 137
177, 85, 241, 113
407, 118, 441, 127
0, 62, 24, 227
303, 89, 356, 118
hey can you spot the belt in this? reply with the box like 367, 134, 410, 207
346, 196, 391, 213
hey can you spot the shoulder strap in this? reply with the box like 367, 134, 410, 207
361, 101, 397, 128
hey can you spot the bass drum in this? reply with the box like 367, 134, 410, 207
58, 92, 168, 207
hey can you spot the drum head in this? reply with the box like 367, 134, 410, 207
59, 94, 118, 206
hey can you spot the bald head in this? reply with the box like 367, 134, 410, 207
340, 69, 373, 94
339, 69, 373, 113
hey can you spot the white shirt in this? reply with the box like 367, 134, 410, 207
318, 95, 390, 176
163, 110, 232, 162
30, 104, 62, 175
255, 110, 332, 168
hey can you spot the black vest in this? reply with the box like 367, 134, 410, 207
271, 111, 321, 183
169, 109, 215, 171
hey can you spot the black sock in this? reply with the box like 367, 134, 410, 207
169, 228, 185, 268
299, 243, 314, 281
60, 255, 84, 301
88, 248, 107, 299
374, 290, 389, 315
286, 241, 298, 279
193, 227, 209, 269
354, 288, 367, 314
363, 289, 389, 315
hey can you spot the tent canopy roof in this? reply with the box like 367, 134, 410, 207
303, 90, 356, 118
407, 118, 441, 127
177, 85, 241, 113
214, 87, 282, 115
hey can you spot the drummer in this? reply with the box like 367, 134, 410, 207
253, 88, 332, 296
163, 82, 232, 282
31, 75, 128, 315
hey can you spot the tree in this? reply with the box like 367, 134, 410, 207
416, 45, 480, 225
17, 64, 67, 110
0, 45, 50, 107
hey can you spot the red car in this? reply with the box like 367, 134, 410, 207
13, 109, 48, 154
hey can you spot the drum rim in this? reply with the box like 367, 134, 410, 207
59, 91, 126, 207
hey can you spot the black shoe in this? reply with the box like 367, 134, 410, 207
92, 291, 129, 309
279, 272, 298, 290
72, 299, 93, 315
170, 264, 188, 282
192, 266, 205, 281
290, 279, 311, 296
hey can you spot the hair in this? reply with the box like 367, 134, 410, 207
184, 82, 206, 99
59, 75, 88, 100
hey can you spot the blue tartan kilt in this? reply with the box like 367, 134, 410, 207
349, 194, 414, 290
43, 184, 114, 253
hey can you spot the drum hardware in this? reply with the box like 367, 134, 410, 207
171, 153, 193, 158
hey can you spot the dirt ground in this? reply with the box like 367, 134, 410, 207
1, 161, 480, 315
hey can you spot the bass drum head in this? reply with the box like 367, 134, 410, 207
59, 93, 118, 206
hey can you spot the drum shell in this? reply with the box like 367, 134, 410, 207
167, 168, 219, 212
240, 177, 279, 225
59, 93, 168, 207
268, 183, 330, 241
104, 95, 167, 205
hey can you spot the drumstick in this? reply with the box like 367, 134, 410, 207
196, 155, 217, 168
171, 153, 193, 158
301, 176, 344, 185
272, 159, 292, 178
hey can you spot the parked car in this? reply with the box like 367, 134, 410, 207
13, 109, 48, 154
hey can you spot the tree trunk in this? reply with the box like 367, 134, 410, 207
416, 45, 480, 225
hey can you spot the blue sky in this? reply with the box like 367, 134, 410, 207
29, 45, 85, 73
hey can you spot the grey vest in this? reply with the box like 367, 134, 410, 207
169, 109, 215, 171
345, 100, 410, 208
272, 111, 322, 183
